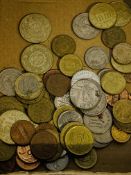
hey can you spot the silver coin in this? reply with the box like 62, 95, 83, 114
72, 13, 100, 39
57, 110, 83, 130
94, 140, 110, 148
70, 79, 101, 110
81, 91, 107, 116
45, 155, 69, 171
60, 150, 67, 158
84, 108, 112, 134
97, 68, 111, 79
84, 46, 109, 70
0, 68, 22, 96
71, 70, 100, 86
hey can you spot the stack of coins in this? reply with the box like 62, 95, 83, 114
0, 1, 131, 173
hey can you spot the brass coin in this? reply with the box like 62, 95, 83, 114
51, 34, 76, 57
43, 69, 60, 85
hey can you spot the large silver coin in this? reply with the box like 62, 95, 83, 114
84, 108, 112, 134
57, 110, 83, 130
70, 79, 101, 110
72, 13, 100, 39
84, 46, 109, 70
71, 70, 100, 86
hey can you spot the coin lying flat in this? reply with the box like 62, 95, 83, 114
21, 44, 54, 74
89, 3, 117, 29
102, 27, 126, 48
59, 54, 83, 77
84, 46, 109, 70
0, 68, 22, 96
19, 13, 51, 43
72, 12, 100, 39
51, 34, 76, 57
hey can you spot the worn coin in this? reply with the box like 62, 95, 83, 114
84, 46, 109, 70
43, 69, 60, 85
97, 68, 111, 79
21, 44, 54, 74
51, 34, 76, 57
89, 3, 117, 29
72, 12, 100, 39
0, 68, 22, 96
19, 13, 51, 43
94, 140, 110, 148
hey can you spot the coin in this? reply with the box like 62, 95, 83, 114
0, 68, 22, 96
71, 70, 100, 86
89, 3, 117, 29
84, 108, 112, 134
19, 13, 51, 43
70, 79, 102, 109
65, 125, 94, 155
72, 12, 100, 39
114, 119, 131, 134
36, 123, 57, 133
74, 149, 97, 169
21, 44, 54, 74
10, 120, 36, 145
94, 140, 110, 148
46, 73, 71, 97
57, 110, 83, 130
51, 34, 76, 57
111, 2, 131, 26
113, 43, 131, 65
59, 54, 83, 77
124, 74, 131, 83
84, 46, 109, 70
15, 73, 43, 100
43, 69, 60, 85
28, 97, 54, 123
102, 27, 126, 48
101, 71, 126, 94
111, 125, 130, 143
0, 110, 30, 144
124, 0, 131, 8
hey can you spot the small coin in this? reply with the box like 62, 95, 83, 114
70, 79, 102, 109
19, 13, 51, 43
74, 149, 97, 169
97, 68, 111, 79
94, 140, 110, 148
45, 155, 69, 171
0, 157, 16, 174
71, 70, 100, 86
21, 44, 54, 74
89, 3, 117, 29
57, 110, 83, 130
101, 71, 126, 94
113, 43, 131, 65
111, 2, 131, 26
102, 27, 126, 48
46, 73, 71, 97
124, 74, 131, 83
59, 54, 83, 77
84, 46, 109, 70
111, 125, 130, 143
43, 69, 60, 85
15, 73, 43, 100
10, 120, 36, 145
72, 12, 100, 39
84, 108, 112, 134
51, 34, 76, 57
0, 68, 22, 96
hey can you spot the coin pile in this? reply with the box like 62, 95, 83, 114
0, 1, 131, 173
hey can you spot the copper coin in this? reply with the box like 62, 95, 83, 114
36, 123, 58, 133
43, 69, 60, 85
30, 130, 58, 160
10, 120, 36, 145
46, 73, 71, 97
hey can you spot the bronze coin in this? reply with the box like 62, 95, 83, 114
10, 120, 36, 145
46, 73, 71, 97
0, 156, 16, 173
43, 69, 60, 85
36, 123, 58, 133
30, 130, 58, 160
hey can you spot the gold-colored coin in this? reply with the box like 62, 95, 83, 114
59, 54, 83, 77
126, 83, 131, 94
111, 125, 130, 143
65, 125, 94, 155
101, 71, 126, 95
89, 3, 117, 29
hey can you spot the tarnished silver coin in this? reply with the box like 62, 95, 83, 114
94, 140, 110, 148
19, 13, 51, 43
72, 13, 100, 39
84, 108, 112, 134
45, 155, 69, 171
98, 68, 111, 79
71, 70, 100, 86
0, 68, 22, 96
84, 46, 109, 70
57, 110, 83, 130
70, 79, 101, 110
